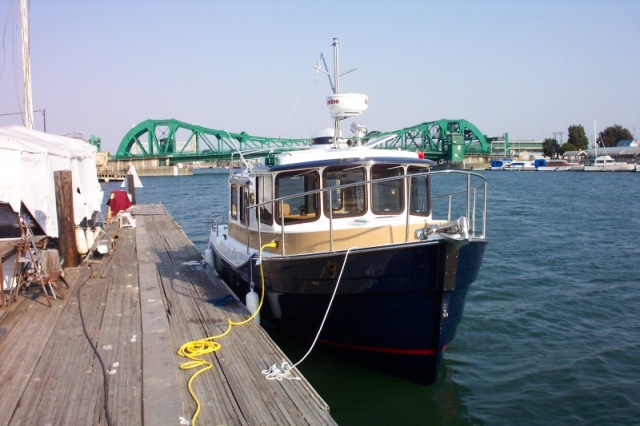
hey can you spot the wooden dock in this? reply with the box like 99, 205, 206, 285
0, 204, 337, 425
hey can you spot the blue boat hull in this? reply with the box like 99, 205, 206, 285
213, 239, 486, 384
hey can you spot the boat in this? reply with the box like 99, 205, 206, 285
584, 121, 635, 172
504, 160, 536, 171
206, 39, 488, 384
636, 159, 640, 173
583, 155, 635, 172
489, 158, 512, 170
535, 159, 579, 171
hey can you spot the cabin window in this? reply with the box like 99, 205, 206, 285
408, 166, 430, 216
256, 176, 273, 225
240, 186, 250, 225
230, 184, 238, 220
275, 170, 319, 225
323, 166, 366, 217
371, 164, 404, 214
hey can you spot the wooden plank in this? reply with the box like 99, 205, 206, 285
136, 215, 185, 424
130, 204, 165, 216
98, 226, 143, 425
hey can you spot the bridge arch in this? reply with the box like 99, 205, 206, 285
364, 119, 491, 161
115, 118, 490, 162
115, 119, 309, 160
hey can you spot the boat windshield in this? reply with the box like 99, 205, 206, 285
323, 166, 367, 217
275, 169, 320, 224
371, 165, 403, 214
268, 164, 433, 225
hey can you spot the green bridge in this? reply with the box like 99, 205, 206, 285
114, 118, 502, 163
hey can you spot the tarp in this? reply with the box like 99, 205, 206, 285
0, 126, 103, 237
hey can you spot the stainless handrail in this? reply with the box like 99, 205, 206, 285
222, 169, 487, 255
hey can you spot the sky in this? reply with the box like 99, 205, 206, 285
1, 0, 638, 154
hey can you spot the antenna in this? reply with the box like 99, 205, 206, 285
318, 53, 334, 93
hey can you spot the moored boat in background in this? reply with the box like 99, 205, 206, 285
585, 121, 635, 172
583, 155, 635, 172
504, 160, 536, 171
490, 158, 512, 170
536, 158, 580, 171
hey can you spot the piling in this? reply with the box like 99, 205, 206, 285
54, 169, 78, 267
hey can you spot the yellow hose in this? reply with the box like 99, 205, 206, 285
177, 240, 276, 426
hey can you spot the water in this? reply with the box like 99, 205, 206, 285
102, 170, 640, 425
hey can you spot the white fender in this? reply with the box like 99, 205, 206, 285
245, 288, 260, 325
204, 246, 214, 269
75, 226, 88, 255
85, 227, 95, 250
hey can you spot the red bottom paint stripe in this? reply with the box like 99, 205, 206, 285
319, 338, 438, 356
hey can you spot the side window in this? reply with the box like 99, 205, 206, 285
408, 166, 430, 216
230, 184, 238, 220
371, 164, 404, 214
275, 170, 319, 225
256, 176, 273, 225
240, 186, 250, 225
323, 166, 366, 217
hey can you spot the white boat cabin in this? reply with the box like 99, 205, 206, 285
225, 148, 437, 254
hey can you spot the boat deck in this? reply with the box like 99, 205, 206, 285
0, 204, 336, 425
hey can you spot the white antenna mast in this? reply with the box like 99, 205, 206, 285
317, 38, 367, 147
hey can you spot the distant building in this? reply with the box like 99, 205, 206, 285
563, 146, 640, 163
490, 139, 543, 158
562, 151, 585, 162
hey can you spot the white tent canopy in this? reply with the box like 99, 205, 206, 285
0, 125, 103, 237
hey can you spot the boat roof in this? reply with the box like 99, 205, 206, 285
260, 145, 435, 171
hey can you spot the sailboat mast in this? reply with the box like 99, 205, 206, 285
20, 0, 34, 129
593, 119, 598, 157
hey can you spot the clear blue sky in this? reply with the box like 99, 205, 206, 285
1, 0, 638, 153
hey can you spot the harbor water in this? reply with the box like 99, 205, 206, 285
102, 170, 640, 425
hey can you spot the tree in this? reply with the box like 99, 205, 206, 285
567, 125, 589, 150
558, 142, 578, 156
542, 138, 560, 158
599, 124, 633, 147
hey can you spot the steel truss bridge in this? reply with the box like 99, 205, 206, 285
115, 118, 494, 163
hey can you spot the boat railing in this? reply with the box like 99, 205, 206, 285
229, 146, 310, 175
247, 169, 487, 255
210, 213, 227, 237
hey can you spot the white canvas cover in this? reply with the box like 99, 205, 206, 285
0, 126, 103, 237
0, 138, 23, 211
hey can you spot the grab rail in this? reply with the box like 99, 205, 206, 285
230, 169, 487, 255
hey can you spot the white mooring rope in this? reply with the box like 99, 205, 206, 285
261, 246, 355, 381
